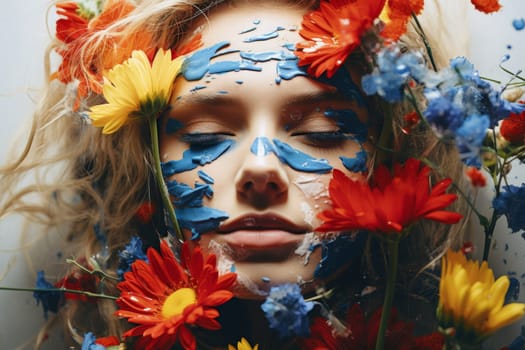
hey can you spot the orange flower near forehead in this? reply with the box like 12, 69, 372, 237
296, 0, 386, 78
53, 0, 153, 109
316, 158, 462, 234
379, 0, 424, 41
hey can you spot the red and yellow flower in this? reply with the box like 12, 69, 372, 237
295, 0, 386, 78
316, 158, 462, 234
115, 241, 237, 350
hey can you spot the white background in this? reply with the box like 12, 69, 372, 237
0, 1, 524, 349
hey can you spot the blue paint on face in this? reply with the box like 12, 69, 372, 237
318, 68, 367, 107
240, 50, 296, 62
166, 179, 229, 240
243, 26, 285, 43
198, 170, 215, 184
324, 108, 368, 142
272, 139, 332, 173
276, 59, 307, 83
340, 150, 368, 173
161, 139, 235, 176
253, 19, 261, 25
239, 26, 257, 34
166, 118, 184, 135
250, 137, 275, 157
208, 60, 261, 75
314, 232, 366, 279
166, 180, 213, 207
176, 207, 229, 239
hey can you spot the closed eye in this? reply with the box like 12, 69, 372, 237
292, 131, 348, 147
181, 132, 234, 148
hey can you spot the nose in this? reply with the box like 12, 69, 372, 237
235, 145, 289, 209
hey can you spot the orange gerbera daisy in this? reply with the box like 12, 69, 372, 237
296, 0, 386, 78
316, 158, 462, 234
379, 0, 424, 40
115, 241, 237, 350
53, 0, 152, 109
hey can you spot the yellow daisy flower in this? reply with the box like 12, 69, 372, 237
437, 249, 525, 343
228, 337, 259, 350
89, 48, 183, 134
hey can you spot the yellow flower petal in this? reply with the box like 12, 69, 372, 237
88, 48, 183, 134
437, 249, 525, 341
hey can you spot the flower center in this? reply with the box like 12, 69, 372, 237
161, 287, 197, 319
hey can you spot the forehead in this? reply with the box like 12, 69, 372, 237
189, 4, 306, 51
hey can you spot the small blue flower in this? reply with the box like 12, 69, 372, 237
493, 184, 525, 233
423, 89, 465, 133
455, 114, 489, 167
261, 283, 314, 338
117, 236, 148, 279
362, 46, 428, 102
81, 332, 106, 350
34, 270, 62, 319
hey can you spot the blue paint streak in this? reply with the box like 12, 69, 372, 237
198, 170, 215, 184
166, 180, 213, 207
318, 68, 367, 107
250, 137, 274, 156
324, 108, 368, 142
340, 150, 368, 173
166, 118, 184, 135
161, 139, 235, 176
176, 206, 229, 238
272, 139, 332, 173
276, 60, 306, 83
314, 232, 366, 279
239, 26, 257, 34
183, 41, 231, 80
243, 27, 284, 42
208, 60, 261, 74
240, 50, 296, 62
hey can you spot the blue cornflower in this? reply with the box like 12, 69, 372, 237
34, 270, 62, 319
455, 114, 489, 167
493, 184, 525, 233
261, 283, 314, 338
362, 46, 428, 102
81, 332, 106, 350
116, 236, 148, 279
423, 88, 465, 134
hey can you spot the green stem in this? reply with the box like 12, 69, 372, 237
375, 238, 400, 350
0, 286, 117, 300
411, 13, 437, 72
66, 258, 120, 282
149, 118, 183, 241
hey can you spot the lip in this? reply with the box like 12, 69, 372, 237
217, 214, 310, 249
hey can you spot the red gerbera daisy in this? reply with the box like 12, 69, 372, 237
115, 241, 237, 350
299, 304, 444, 349
316, 158, 462, 234
296, 0, 386, 78
500, 110, 525, 145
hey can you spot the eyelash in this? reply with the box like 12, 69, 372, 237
293, 131, 348, 147
181, 132, 233, 147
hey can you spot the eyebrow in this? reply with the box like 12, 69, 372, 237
284, 90, 348, 107
172, 93, 239, 107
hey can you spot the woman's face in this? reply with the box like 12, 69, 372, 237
160, 3, 371, 298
